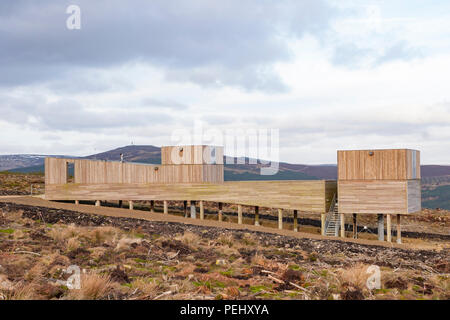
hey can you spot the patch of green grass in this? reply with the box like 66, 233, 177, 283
288, 264, 300, 271
0, 228, 15, 234
220, 269, 234, 277
134, 258, 147, 264
250, 285, 270, 293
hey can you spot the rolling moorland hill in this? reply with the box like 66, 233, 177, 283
1, 145, 450, 209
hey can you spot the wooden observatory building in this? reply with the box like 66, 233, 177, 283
44, 145, 421, 243
337, 149, 421, 214
337, 149, 421, 242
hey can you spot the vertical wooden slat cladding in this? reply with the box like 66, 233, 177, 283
407, 180, 421, 213
45, 158, 68, 184
337, 149, 420, 180
338, 180, 408, 214
45, 158, 224, 185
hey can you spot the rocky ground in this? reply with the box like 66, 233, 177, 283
0, 202, 448, 300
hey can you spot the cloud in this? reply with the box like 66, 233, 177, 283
0, 94, 174, 131
0, 0, 338, 92
141, 98, 188, 110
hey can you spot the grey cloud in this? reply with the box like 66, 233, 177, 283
0, 0, 338, 92
0, 94, 174, 131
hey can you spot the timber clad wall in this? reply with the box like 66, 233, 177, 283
337, 149, 420, 180
338, 149, 421, 214
45, 158, 223, 185
407, 180, 421, 213
44, 180, 337, 212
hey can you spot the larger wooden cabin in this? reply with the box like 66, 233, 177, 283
337, 149, 421, 214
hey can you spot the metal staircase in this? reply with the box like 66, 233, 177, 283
324, 194, 339, 237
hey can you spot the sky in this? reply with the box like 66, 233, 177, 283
1, 0, 450, 164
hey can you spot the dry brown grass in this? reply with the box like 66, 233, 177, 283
89, 226, 121, 244
115, 237, 142, 251
67, 272, 113, 300
130, 277, 159, 297
337, 263, 371, 290
1, 282, 38, 300
175, 231, 200, 245
66, 237, 80, 251
3, 210, 23, 222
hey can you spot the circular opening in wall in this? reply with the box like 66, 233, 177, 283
369, 151, 374, 156
179, 147, 184, 158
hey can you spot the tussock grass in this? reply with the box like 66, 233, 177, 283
67, 273, 112, 300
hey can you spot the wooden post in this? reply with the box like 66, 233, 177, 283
378, 214, 385, 241
163, 200, 168, 214
237, 205, 243, 224
218, 202, 223, 222
321, 213, 326, 236
75, 200, 79, 205
184, 201, 188, 218
129, 201, 134, 210
293, 210, 298, 232
199, 200, 204, 220
254, 206, 260, 226
396, 214, 402, 244
352, 214, 357, 239
150, 200, 155, 213
278, 209, 283, 230
95, 200, 101, 207
190, 201, 196, 219
386, 214, 392, 242
340, 213, 345, 238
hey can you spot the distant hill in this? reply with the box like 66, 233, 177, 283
2, 145, 450, 209
0, 154, 49, 171
422, 185, 450, 210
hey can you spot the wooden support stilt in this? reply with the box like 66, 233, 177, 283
321, 213, 326, 236
184, 201, 188, 218
237, 205, 243, 224
278, 209, 283, 230
190, 201, 196, 219
293, 210, 298, 232
163, 200, 168, 214
352, 213, 357, 239
254, 206, 260, 226
150, 200, 155, 213
396, 214, 402, 244
199, 200, 204, 220
75, 200, 79, 205
386, 214, 392, 242
218, 202, 223, 222
378, 214, 385, 241
340, 213, 345, 238
129, 201, 134, 210
95, 200, 101, 207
